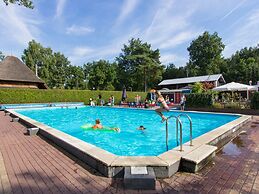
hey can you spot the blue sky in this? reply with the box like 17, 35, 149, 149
0, 0, 259, 67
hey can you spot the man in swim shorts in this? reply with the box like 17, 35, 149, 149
155, 91, 170, 122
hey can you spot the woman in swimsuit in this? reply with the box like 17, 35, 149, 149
155, 91, 170, 122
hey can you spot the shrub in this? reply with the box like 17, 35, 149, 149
212, 102, 223, 109
224, 102, 241, 109
251, 92, 259, 109
186, 93, 213, 107
191, 82, 204, 93
0, 89, 147, 105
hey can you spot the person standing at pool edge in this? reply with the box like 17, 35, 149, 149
155, 91, 170, 122
180, 94, 186, 111
111, 95, 115, 106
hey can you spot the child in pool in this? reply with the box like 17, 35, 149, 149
137, 125, 146, 130
92, 119, 120, 132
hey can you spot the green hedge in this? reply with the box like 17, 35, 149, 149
251, 92, 259, 109
186, 93, 213, 108
0, 89, 147, 105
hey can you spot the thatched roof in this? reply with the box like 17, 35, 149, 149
0, 56, 45, 84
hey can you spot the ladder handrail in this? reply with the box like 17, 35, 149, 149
168, 115, 180, 146
177, 113, 193, 146
165, 116, 183, 151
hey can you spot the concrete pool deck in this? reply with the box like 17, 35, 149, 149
0, 111, 258, 193
6, 108, 251, 179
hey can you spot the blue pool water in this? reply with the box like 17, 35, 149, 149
16, 106, 239, 156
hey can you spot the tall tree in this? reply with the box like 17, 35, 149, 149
48, 52, 70, 88
22, 40, 53, 83
87, 60, 117, 90
3, 0, 33, 8
65, 65, 85, 89
22, 40, 87, 89
187, 31, 225, 76
221, 46, 259, 84
116, 38, 164, 91
162, 63, 187, 80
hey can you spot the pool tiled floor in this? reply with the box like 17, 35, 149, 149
0, 111, 258, 194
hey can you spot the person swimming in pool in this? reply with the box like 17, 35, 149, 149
137, 125, 146, 131
155, 91, 170, 123
92, 119, 120, 132
92, 119, 103, 129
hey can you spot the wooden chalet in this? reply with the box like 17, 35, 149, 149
0, 56, 47, 89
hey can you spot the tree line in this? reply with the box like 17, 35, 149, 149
163, 32, 259, 86
1, 32, 259, 91
20, 38, 164, 91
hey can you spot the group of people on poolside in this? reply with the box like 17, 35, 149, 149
90, 90, 186, 132
89, 95, 115, 107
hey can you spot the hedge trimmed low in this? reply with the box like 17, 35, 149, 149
186, 93, 213, 108
251, 92, 259, 109
0, 89, 147, 105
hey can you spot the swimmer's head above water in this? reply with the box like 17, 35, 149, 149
138, 125, 146, 130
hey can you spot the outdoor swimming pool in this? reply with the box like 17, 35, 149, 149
16, 106, 240, 156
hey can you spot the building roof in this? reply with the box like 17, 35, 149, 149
158, 88, 191, 93
158, 74, 225, 86
0, 56, 44, 84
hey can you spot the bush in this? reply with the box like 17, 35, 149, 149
191, 82, 204, 93
186, 93, 213, 107
0, 89, 147, 105
251, 92, 259, 109
212, 102, 223, 109
224, 102, 242, 109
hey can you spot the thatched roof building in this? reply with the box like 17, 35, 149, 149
0, 56, 47, 89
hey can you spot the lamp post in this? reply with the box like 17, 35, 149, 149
35, 63, 38, 77
35, 61, 43, 78
144, 66, 147, 92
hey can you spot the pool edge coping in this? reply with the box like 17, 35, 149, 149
6, 108, 251, 178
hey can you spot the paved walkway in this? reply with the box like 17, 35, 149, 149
0, 111, 258, 194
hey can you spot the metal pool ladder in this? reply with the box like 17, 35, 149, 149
165, 113, 193, 151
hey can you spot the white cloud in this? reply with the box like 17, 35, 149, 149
160, 53, 187, 66
115, 0, 139, 26
71, 46, 94, 57
142, 0, 200, 50
224, 9, 259, 57
66, 25, 95, 35
0, 3, 39, 47
55, 0, 66, 18
68, 29, 140, 65
160, 30, 201, 49
220, 0, 246, 21
68, 46, 94, 64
